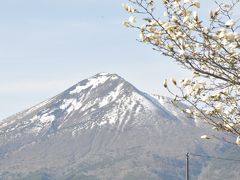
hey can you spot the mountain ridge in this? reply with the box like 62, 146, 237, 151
0, 72, 227, 180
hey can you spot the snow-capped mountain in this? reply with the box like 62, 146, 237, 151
0, 73, 226, 180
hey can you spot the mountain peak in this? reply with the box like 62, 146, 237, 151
0, 73, 188, 136
95, 72, 117, 76
69, 73, 121, 95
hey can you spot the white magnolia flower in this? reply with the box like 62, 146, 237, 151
188, 23, 195, 30
215, 102, 223, 112
205, 109, 213, 115
139, 32, 145, 41
225, 107, 234, 116
224, 123, 234, 130
228, 43, 237, 51
192, 83, 202, 91
211, 44, 218, 49
210, 10, 217, 19
140, 25, 145, 31
185, 109, 192, 114
201, 135, 210, 139
217, 31, 225, 38
225, 19, 235, 27
122, 21, 129, 27
165, 25, 176, 31
225, 32, 235, 41
203, 27, 210, 34
234, 32, 240, 40
212, 127, 217, 130
173, 2, 180, 7
236, 136, 240, 145
221, 39, 228, 45
182, 78, 191, 86
218, 28, 226, 33
201, 95, 210, 102
166, 44, 173, 50
129, 16, 136, 24
162, 22, 170, 29
193, 1, 200, 8
176, 32, 183, 38
184, 0, 191, 3
171, 16, 178, 22
122, 3, 128, 10
163, 11, 168, 16
183, 16, 189, 23
178, 49, 186, 56
122, 3, 135, 13
185, 86, 193, 95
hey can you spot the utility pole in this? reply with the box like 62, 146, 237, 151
186, 153, 189, 180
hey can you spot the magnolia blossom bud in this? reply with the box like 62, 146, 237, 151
201, 135, 210, 139
225, 19, 235, 27
163, 79, 168, 88
173, 95, 178, 101
170, 77, 177, 85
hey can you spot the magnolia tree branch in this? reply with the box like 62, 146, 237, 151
122, 0, 240, 145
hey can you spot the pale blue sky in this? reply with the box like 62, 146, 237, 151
0, 0, 215, 120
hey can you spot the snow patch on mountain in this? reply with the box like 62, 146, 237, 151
26, 113, 56, 133
60, 98, 82, 115
70, 73, 115, 94
98, 83, 124, 107
39, 114, 55, 124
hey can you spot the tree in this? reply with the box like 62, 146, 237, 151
122, 0, 240, 144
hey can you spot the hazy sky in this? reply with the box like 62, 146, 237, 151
0, 0, 215, 120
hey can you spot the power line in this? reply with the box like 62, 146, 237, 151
189, 153, 240, 162
185, 152, 240, 180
